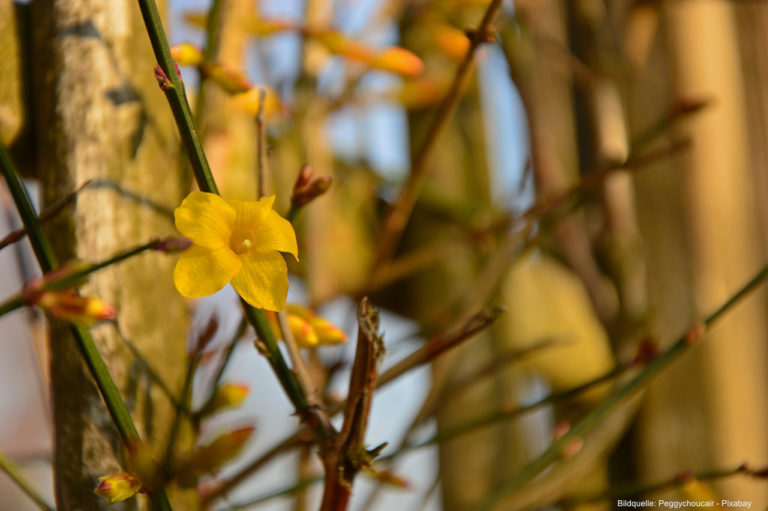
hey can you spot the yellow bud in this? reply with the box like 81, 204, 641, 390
209, 383, 250, 414
94, 472, 143, 504
170, 42, 203, 67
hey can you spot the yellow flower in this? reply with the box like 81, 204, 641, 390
173, 191, 298, 311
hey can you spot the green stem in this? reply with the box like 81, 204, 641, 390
475, 263, 768, 511
0, 144, 173, 511
136, 0, 218, 194
136, 0, 324, 441
242, 304, 312, 415
0, 449, 55, 511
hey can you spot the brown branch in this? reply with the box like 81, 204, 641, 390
372, 0, 505, 268
202, 307, 500, 505
319, 298, 384, 511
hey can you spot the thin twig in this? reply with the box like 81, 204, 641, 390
372, 0, 505, 267
0, 180, 91, 251
255, 87, 267, 198
0, 448, 55, 511
377, 307, 505, 388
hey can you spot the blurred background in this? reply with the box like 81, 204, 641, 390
2, 0, 768, 510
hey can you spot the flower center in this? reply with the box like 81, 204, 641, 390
229, 229, 254, 255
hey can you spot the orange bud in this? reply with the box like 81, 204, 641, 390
369, 47, 424, 77
288, 314, 319, 348
171, 43, 204, 67
94, 472, 143, 504
35, 291, 116, 324
434, 25, 470, 60
310, 316, 347, 345
208, 383, 250, 414
202, 62, 253, 94
232, 86, 283, 119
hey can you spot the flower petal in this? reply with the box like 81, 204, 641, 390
175, 191, 236, 249
174, 245, 241, 297
251, 209, 299, 259
231, 252, 289, 311
226, 195, 275, 228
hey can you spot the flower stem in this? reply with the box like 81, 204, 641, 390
136, 0, 329, 443
475, 263, 768, 511
0, 143, 174, 511
136, 0, 218, 195
0, 448, 55, 511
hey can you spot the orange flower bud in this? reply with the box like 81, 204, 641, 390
94, 472, 143, 504
208, 383, 250, 414
171, 42, 204, 67
434, 25, 470, 60
35, 291, 116, 324
310, 316, 347, 345
202, 62, 253, 94
369, 47, 424, 77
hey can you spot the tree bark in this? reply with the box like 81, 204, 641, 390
28, 1, 194, 509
